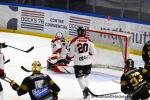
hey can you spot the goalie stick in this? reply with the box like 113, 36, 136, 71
7, 45, 34, 53
53, 63, 71, 74
62, 66, 71, 74
87, 88, 121, 97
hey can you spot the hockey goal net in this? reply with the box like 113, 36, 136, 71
86, 29, 131, 72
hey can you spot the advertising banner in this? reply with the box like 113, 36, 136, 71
17, 7, 45, 33
0, 4, 150, 52
0, 5, 18, 30
90, 17, 150, 50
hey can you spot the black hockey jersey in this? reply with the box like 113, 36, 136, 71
17, 73, 60, 100
120, 67, 150, 94
142, 41, 150, 70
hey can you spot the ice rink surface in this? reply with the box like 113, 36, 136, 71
0, 32, 145, 100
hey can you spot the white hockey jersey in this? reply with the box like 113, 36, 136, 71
0, 53, 4, 70
51, 38, 68, 61
68, 36, 95, 65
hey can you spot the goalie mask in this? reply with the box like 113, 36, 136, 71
32, 61, 42, 72
55, 32, 63, 39
77, 27, 85, 37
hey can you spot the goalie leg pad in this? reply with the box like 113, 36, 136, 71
51, 66, 64, 73
47, 60, 55, 69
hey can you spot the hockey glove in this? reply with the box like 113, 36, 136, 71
65, 55, 72, 64
64, 59, 70, 65
52, 92, 58, 100
0, 69, 6, 79
0, 43, 7, 48
52, 96, 58, 100
10, 80, 19, 91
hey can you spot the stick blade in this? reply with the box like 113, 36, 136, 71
4, 59, 10, 64
25, 46, 34, 53
87, 88, 120, 97
21, 66, 31, 72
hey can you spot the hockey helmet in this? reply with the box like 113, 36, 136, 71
125, 59, 134, 70
55, 32, 63, 39
32, 61, 42, 72
77, 27, 85, 37
142, 41, 150, 64
143, 41, 150, 51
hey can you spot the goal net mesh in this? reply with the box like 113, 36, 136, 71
86, 29, 131, 72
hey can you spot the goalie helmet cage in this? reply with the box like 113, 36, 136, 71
86, 29, 131, 72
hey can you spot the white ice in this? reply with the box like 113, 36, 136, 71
0, 32, 145, 100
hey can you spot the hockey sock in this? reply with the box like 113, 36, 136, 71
77, 77, 87, 90
84, 75, 89, 87
0, 91, 3, 100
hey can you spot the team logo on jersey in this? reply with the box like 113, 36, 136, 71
32, 87, 49, 99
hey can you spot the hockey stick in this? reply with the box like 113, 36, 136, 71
1, 76, 12, 83
7, 45, 34, 53
21, 66, 31, 72
62, 66, 71, 74
87, 88, 121, 97
4, 59, 10, 64
21, 65, 71, 74
21, 66, 47, 72
112, 80, 120, 84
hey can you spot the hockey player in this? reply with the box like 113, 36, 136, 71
142, 40, 150, 71
0, 43, 7, 100
47, 32, 69, 73
121, 59, 150, 100
66, 27, 96, 99
10, 61, 60, 100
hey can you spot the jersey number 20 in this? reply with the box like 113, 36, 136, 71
77, 43, 88, 53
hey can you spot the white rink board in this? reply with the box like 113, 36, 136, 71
0, 3, 150, 52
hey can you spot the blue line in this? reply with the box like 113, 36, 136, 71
0, 2, 150, 25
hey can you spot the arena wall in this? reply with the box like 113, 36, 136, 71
0, 3, 150, 55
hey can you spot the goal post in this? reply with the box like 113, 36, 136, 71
86, 29, 131, 71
